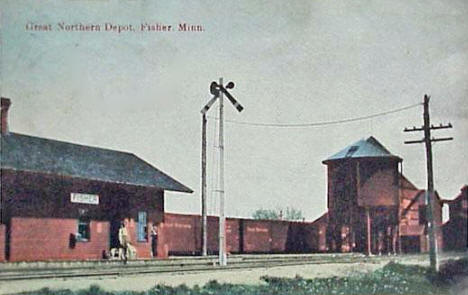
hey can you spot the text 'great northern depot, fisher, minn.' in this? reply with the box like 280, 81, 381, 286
25, 22, 204, 33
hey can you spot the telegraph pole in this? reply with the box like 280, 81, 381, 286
201, 113, 207, 256
404, 94, 453, 272
200, 85, 220, 258
0, 98, 9, 225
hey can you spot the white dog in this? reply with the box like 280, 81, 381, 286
109, 248, 120, 259
109, 244, 137, 260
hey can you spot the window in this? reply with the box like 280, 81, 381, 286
77, 218, 90, 242
137, 211, 148, 242
345, 146, 359, 158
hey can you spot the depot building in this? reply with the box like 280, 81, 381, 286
0, 98, 192, 262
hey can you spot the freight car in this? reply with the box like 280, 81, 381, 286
160, 213, 325, 256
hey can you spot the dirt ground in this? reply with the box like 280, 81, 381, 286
1, 253, 466, 295
0, 261, 387, 294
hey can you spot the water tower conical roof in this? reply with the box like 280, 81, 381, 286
322, 136, 402, 164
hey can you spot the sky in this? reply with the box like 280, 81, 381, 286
1, 0, 467, 221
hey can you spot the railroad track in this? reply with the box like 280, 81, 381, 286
0, 253, 374, 281
2, 252, 465, 281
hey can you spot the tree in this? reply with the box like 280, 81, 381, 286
252, 209, 279, 220
252, 207, 304, 221
284, 207, 303, 221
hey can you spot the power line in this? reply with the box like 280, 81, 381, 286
208, 102, 422, 128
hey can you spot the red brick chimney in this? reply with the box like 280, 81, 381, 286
1, 97, 11, 135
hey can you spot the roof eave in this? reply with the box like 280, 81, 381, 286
168, 186, 194, 194
0, 167, 193, 194
322, 155, 402, 165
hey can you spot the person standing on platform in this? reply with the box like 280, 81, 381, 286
151, 224, 158, 258
118, 221, 129, 261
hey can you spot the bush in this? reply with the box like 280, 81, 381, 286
260, 262, 449, 295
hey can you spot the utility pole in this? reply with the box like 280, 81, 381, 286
218, 77, 226, 266
200, 79, 243, 265
201, 113, 207, 256
0, 98, 9, 225
404, 94, 453, 272
200, 85, 220, 258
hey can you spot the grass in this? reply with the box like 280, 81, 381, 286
16, 258, 468, 295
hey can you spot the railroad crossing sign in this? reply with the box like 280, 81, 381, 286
200, 79, 243, 266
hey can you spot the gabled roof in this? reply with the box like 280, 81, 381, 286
310, 212, 329, 225
322, 136, 402, 164
399, 173, 419, 191
443, 185, 468, 204
1, 132, 192, 193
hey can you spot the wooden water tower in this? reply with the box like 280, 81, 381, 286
322, 136, 402, 254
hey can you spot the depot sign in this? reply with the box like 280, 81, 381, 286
70, 193, 99, 205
